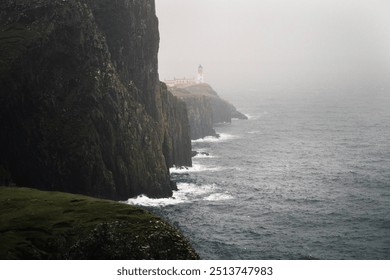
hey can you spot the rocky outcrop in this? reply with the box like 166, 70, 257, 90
0, 0, 191, 199
170, 86, 217, 140
170, 83, 247, 139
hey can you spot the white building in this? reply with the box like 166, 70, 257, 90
164, 65, 205, 87
197, 65, 204, 84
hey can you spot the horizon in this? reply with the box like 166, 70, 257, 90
156, 0, 390, 96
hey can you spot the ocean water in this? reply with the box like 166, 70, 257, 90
127, 88, 390, 259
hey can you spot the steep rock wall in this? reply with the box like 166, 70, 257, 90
158, 83, 192, 167
0, 0, 191, 199
84, 0, 193, 168
85, 0, 160, 119
169, 87, 217, 140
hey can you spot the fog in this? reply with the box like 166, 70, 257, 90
156, 0, 390, 97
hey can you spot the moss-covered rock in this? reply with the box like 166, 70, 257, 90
0, 186, 199, 259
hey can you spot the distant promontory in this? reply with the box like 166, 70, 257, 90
169, 83, 248, 139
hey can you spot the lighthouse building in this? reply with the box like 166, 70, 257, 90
164, 65, 205, 87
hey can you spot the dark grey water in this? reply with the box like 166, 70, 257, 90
127, 88, 390, 259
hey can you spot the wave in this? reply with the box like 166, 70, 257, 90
193, 153, 215, 159
204, 192, 234, 201
245, 114, 254, 120
124, 195, 183, 207
125, 183, 233, 207
170, 163, 223, 174
192, 133, 238, 143
192, 148, 216, 158
245, 112, 268, 120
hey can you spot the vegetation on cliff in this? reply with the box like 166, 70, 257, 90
0, 186, 199, 259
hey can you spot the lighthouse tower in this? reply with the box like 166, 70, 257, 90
197, 65, 204, 84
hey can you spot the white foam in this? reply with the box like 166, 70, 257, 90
170, 163, 222, 174
125, 195, 183, 207
192, 133, 238, 143
193, 153, 215, 159
247, 130, 261, 134
204, 192, 234, 201
231, 166, 246, 172
177, 182, 216, 196
125, 183, 233, 207
246, 112, 267, 120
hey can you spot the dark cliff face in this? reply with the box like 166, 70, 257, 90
0, 0, 191, 199
85, 0, 160, 119
158, 83, 192, 167
170, 84, 247, 139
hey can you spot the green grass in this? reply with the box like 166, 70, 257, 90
0, 186, 198, 259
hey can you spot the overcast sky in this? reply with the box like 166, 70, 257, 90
156, 0, 390, 94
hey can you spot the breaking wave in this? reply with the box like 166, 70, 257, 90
125, 183, 233, 207
192, 133, 238, 143
170, 163, 223, 174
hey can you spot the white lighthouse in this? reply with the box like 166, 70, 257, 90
197, 64, 204, 84
164, 65, 205, 87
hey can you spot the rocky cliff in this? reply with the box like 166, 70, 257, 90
170, 84, 247, 139
0, 0, 191, 199
158, 83, 192, 167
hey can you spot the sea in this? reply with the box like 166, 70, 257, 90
127, 86, 390, 260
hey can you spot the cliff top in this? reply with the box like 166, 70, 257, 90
0, 186, 199, 259
169, 83, 219, 98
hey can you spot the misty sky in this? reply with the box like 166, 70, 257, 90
156, 0, 390, 94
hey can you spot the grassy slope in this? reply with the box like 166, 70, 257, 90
0, 186, 199, 260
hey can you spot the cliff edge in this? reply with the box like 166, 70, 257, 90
0, 0, 192, 199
